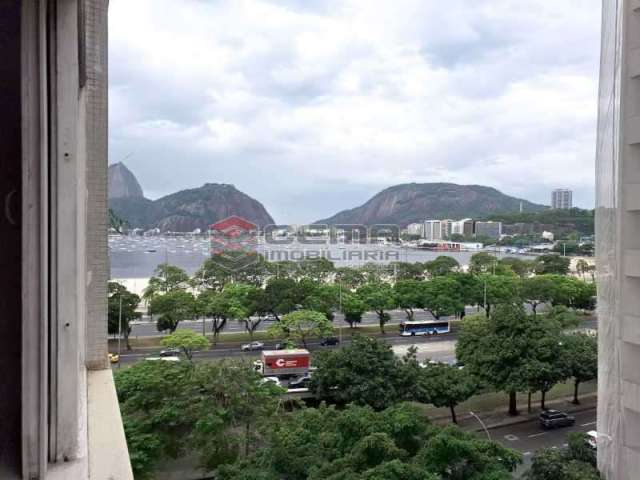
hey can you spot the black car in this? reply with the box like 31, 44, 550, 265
539, 410, 576, 429
320, 337, 340, 346
288, 374, 312, 389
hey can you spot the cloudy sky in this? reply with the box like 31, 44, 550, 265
109, 0, 601, 224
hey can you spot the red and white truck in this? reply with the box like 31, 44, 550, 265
254, 349, 311, 378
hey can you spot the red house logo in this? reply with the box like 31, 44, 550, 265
209, 216, 259, 271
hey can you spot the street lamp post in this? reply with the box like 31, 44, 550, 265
469, 411, 491, 440
118, 294, 123, 369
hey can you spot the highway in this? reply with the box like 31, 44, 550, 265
492, 407, 597, 476
116, 316, 597, 365
127, 304, 569, 338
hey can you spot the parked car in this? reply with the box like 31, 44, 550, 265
586, 430, 598, 450
320, 337, 340, 346
160, 348, 181, 357
539, 410, 576, 429
108, 353, 119, 364
241, 341, 265, 352
261, 376, 282, 387
288, 373, 312, 389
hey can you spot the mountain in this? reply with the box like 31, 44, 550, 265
315, 183, 546, 227
151, 183, 275, 232
108, 170, 275, 232
108, 162, 144, 199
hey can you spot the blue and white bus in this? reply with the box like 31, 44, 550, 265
400, 320, 450, 336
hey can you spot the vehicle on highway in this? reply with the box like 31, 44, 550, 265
320, 336, 340, 346
539, 410, 576, 429
261, 376, 283, 388
586, 430, 598, 450
145, 356, 180, 362
160, 348, 181, 357
288, 373, 312, 389
255, 349, 311, 379
274, 342, 298, 350
108, 353, 119, 364
400, 320, 450, 336
241, 341, 265, 352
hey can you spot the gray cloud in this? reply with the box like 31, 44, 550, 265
109, 0, 601, 223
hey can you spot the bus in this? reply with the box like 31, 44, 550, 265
400, 320, 450, 336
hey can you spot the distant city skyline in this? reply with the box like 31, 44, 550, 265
109, 0, 600, 223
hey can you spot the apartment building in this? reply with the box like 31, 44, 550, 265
551, 188, 573, 209
423, 220, 443, 241
596, 1, 640, 478
474, 221, 503, 240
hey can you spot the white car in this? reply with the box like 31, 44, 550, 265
145, 356, 180, 362
261, 376, 282, 387
241, 341, 265, 352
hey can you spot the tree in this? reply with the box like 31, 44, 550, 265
389, 262, 425, 281
521, 275, 555, 316
192, 257, 234, 291
268, 310, 333, 348
116, 360, 281, 478
357, 283, 397, 334
499, 257, 535, 277
394, 280, 424, 320
424, 256, 460, 277
262, 277, 303, 320
303, 283, 340, 320
310, 336, 405, 409
108, 282, 141, 350
197, 289, 232, 342
534, 254, 571, 275
422, 276, 464, 320
335, 267, 366, 290
143, 263, 190, 301
298, 257, 335, 282
149, 290, 196, 333
161, 329, 209, 361
341, 293, 367, 328
562, 333, 598, 404
224, 283, 263, 339
525, 447, 600, 480
473, 274, 521, 317
421, 364, 478, 424
575, 259, 590, 279
457, 306, 537, 416
414, 426, 522, 479
469, 252, 498, 274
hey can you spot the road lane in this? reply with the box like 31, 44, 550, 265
490, 407, 597, 476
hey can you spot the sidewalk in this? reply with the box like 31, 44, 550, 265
430, 392, 597, 432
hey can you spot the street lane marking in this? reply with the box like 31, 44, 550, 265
523, 452, 532, 456
581, 422, 596, 427
528, 432, 547, 438
504, 434, 519, 441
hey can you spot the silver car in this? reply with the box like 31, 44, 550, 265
241, 341, 265, 352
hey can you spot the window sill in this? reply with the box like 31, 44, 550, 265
87, 369, 133, 480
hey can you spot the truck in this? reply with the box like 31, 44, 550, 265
254, 349, 310, 378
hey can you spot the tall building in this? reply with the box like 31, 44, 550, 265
406, 223, 425, 237
451, 219, 474, 237
423, 220, 443, 241
441, 219, 453, 239
474, 221, 502, 240
551, 188, 573, 209
596, 1, 640, 477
